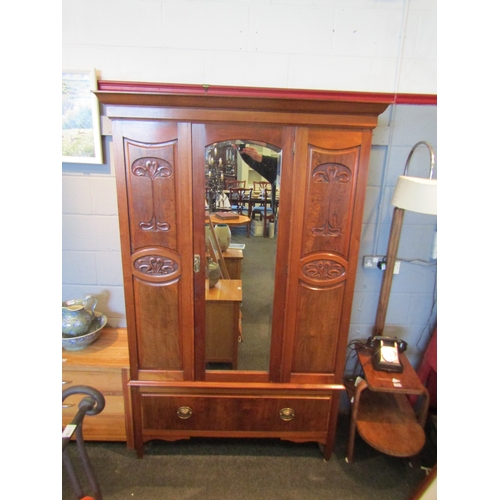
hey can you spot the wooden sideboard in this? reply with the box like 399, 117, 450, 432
62, 328, 133, 447
222, 248, 243, 279
205, 279, 243, 368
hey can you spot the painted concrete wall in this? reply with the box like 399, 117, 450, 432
62, 0, 437, 366
63, 0, 436, 94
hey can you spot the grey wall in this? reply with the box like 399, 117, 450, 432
350, 104, 436, 369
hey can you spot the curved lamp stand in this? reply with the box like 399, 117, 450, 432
373, 141, 437, 336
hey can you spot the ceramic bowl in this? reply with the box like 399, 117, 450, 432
62, 312, 107, 351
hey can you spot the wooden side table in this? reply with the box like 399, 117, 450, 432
344, 348, 429, 463
62, 327, 133, 448
205, 279, 242, 368
222, 248, 243, 279
210, 213, 251, 238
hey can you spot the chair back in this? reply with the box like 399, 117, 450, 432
253, 181, 271, 194
229, 187, 253, 214
252, 188, 273, 214
226, 180, 246, 190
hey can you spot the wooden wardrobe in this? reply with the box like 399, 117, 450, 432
96, 83, 389, 459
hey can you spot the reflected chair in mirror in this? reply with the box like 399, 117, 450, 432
251, 188, 275, 237
226, 179, 246, 190
253, 181, 271, 194
229, 187, 253, 237
252, 181, 272, 217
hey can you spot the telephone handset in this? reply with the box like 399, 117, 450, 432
366, 336, 407, 373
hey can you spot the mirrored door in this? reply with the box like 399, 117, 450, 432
192, 124, 294, 379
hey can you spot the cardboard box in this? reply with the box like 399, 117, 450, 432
251, 219, 264, 236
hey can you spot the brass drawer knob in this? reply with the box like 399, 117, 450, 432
176, 406, 193, 420
279, 408, 295, 421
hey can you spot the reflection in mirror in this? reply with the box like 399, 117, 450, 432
204, 140, 281, 372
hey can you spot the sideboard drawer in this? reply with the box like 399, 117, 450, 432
62, 369, 128, 442
142, 394, 331, 432
62, 369, 123, 393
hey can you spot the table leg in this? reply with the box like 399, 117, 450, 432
416, 388, 430, 428
346, 378, 368, 463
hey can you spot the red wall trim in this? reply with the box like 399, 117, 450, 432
97, 81, 436, 106
395, 93, 437, 105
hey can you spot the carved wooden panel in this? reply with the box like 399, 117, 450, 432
131, 248, 181, 283
302, 146, 359, 258
124, 139, 178, 252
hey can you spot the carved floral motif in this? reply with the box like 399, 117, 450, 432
311, 163, 351, 237
134, 256, 178, 277
132, 158, 173, 180
303, 260, 345, 280
312, 164, 351, 184
132, 157, 173, 232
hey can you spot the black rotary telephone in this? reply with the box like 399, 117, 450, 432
367, 336, 407, 373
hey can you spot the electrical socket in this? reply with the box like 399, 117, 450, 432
393, 261, 401, 274
363, 255, 385, 269
363, 255, 401, 274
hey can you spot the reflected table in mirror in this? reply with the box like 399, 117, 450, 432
209, 213, 251, 238
205, 279, 242, 369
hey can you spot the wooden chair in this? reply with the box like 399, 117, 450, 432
251, 188, 274, 237
229, 187, 253, 237
229, 187, 252, 214
252, 181, 272, 219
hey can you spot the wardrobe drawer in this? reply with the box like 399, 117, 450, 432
141, 394, 331, 432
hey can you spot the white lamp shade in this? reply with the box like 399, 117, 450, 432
391, 176, 437, 215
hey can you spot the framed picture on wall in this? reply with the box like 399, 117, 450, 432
62, 68, 103, 164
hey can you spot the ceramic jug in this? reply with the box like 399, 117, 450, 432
62, 295, 98, 336
207, 258, 220, 288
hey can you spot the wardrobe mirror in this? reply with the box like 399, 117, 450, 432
204, 139, 281, 372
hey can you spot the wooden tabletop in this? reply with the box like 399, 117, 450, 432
357, 348, 425, 395
209, 213, 250, 225
355, 390, 427, 457
205, 279, 242, 302
62, 327, 130, 370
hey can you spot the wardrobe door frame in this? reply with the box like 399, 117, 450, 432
281, 126, 375, 386
191, 122, 295, 383
112, 119, 195, 383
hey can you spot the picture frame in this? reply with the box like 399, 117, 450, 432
62, 68, 103, 164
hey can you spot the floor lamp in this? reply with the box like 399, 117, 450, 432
374, 141, 437, 336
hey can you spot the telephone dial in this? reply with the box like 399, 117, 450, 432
366, 336, 407, 373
